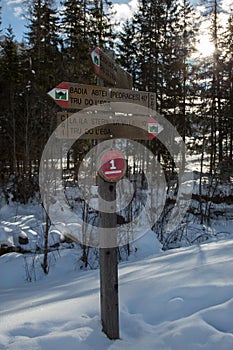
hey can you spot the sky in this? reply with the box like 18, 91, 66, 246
1, 0, 232, 54
1, 0, 139, 42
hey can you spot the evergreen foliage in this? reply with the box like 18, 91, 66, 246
0, 0, 2, 30
0, 0, 232, 236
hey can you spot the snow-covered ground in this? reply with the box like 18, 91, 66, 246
1, 232, 233, 350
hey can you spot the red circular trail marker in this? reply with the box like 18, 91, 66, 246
98, 150, 126, 182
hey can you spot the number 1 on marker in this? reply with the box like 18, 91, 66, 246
110, 159, 116, 170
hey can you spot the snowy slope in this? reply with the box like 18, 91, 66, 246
1, 238, 233, 350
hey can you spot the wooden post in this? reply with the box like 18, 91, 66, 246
97, 49, 120, 340
99, 176, 119, 339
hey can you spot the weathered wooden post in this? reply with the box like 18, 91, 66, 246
90, 47, 132, 340
99, 178, 119, 339
98, 150, 126, 339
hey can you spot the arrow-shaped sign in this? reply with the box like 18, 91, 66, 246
91, 47, 133, 89
48, 82, 69, 108
48, 82, 156, 110
91, 48, 100, 74
56, 112, 163, 140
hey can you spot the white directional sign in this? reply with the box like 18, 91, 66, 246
48, 82, 156, 110
56, 112, 163, 140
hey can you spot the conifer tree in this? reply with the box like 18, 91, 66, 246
0, 26, 20, 173
21, 0, 61, 171
60, 0, 114, 83
196, 0, 225, 176
165, 0, 198, 140
0, 0, 2, 30
88, 0, 114, 49
26, 0, 61, 90
124, 0, 197, 116
59, 0, 93, 82
132, 0, 165, 93
116, 19, 138, 85
119, 0, 197, 157
220, 12, 233, 164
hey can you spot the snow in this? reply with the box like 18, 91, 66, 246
1, 234, 233, 349
0, 203, 44, 251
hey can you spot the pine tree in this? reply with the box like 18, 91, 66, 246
124, 0, 197, 163
26, 0, 62, 90
117, 0, 201, 242
0, 0, 2, 30
220, 12, 233, 167
116, 19, 139, 86
132, 0, 166, 93
196, 0, 227, 176
20, 0, 62, 173
59, 0, 93, 82
126, 0, 197, 114
0, 26, 20, 174
164, 0, 198, 140
88, 0, 114, 49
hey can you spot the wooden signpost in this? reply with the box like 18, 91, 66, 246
56, 112, 162, 140
98, 150, 127, 339
48, 50, 159, 341
48, 82, 156, 110
91, 47, 133, 89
